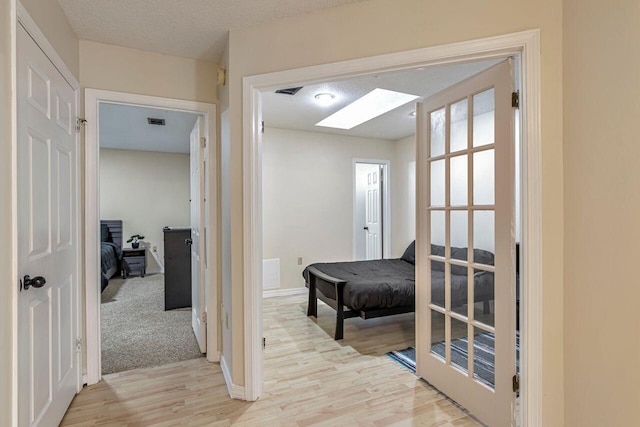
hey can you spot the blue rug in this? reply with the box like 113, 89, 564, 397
386, 332, 520, 389
386, 347, 416, 372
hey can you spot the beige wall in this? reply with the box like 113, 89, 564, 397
80, 41, 217, 103
0, 1, 13, 424
391, 135, 416, 258
227, 0, 564, 424
100, 149, 190, 271
563, 1, 640, 426
21, 0, 79, 79
262, 128, 396, 289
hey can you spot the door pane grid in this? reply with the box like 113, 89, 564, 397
426, 90, 498, 380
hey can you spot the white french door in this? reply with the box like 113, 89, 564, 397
190, 116, 206, 353
416, 60, 516, 426
17, 24, 80, 426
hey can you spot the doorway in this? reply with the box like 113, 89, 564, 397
97, 103, 205, 375
84, 89, 218, 384
354, 160, 389, 261
242, 30, 542, 426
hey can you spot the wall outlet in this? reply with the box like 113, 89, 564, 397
297, 257, 303, 265
152, 246, 157, 252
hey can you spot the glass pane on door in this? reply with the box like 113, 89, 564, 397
473, 88, 494, 148
431, 107, 446, 157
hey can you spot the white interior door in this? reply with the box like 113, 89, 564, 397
17, 24, 80, 426
365, 165, 383, 260
190, 116, 206, 353
416, 60, 516, 427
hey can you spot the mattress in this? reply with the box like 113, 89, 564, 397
304, 258, 495, 311
304, 259, 415, 311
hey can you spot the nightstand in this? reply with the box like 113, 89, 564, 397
122, 248, 147, 278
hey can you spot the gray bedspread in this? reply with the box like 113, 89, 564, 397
304, 259, 415, 311
304, 256, 495, 311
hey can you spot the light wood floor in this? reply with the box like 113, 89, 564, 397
61, 294, 480, 426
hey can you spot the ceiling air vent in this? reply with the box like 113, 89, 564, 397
147, 118, 166, 126
275, 87, 303, 96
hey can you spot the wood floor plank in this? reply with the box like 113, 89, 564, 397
61, 294, 480, 426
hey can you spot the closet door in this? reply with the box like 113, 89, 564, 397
415, 59, 516, 427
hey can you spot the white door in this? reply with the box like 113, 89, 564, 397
416, 60, 516, 427
190, 116, 206, 353
17, 24, 80, 426
365, 165, 383, 260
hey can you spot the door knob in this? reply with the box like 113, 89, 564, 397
185, 238, 193, 245
363, 227, 369, 230
23, 275, 46, 290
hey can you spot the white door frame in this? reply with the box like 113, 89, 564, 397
84, 89, 218, 385
243, 30, 542, 425
12, 2, 83, 425
352, 159, 391, 260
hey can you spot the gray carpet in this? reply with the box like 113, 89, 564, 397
101, 274, 203, 375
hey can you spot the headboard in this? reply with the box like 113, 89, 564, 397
101, 220, 123, 249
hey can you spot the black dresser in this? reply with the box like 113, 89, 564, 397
163, 227, 192, 310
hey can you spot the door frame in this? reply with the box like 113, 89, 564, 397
84, 89, 218, 385
12, 2, 83, 425
242, 30, 542, 425
352, 159, 390, 260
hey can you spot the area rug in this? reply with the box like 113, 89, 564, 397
101, 274, 203, 375
387, 332, 520, 389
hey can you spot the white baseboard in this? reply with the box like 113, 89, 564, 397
220, 355, 245, 400
262, 287, 307, 298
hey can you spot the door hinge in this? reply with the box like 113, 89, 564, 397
76, 338, 82, 351
200, 137, 207, 148
512, 373, 520, 392
512, 91, 520, 108
76, 118, 87, 132
202, 311, 207, 323
263, 337, 266, 350
261, 120, 265, 134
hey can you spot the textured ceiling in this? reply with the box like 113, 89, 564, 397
262, 59, 503, 141
58, 0, 371, 61
99, 104, 199, 154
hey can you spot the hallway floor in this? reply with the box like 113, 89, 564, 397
61, 293, 479, 426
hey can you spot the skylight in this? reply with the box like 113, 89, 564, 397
316, 88, 420, 130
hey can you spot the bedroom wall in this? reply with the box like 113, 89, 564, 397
262, 127, 396, 290
563, 0, 640, 425
226, 1, 564, 422
99, 149, 190, 272
391, 135, 416, 258
0, 1, 13, 423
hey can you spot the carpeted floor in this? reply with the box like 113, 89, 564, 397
101, 274, 203, 375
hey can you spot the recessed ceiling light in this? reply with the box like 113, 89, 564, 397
314, 93, 335, 105
316, 88, 419, 130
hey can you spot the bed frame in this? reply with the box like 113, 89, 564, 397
306, 266, 415, 340
101, 219, 122, 279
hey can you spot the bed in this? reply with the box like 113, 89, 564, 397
304, 241, 495, 340
100, 220, 123, 292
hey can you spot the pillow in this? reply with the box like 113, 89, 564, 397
401, 241, 416, 265
100, 224, 111, 242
